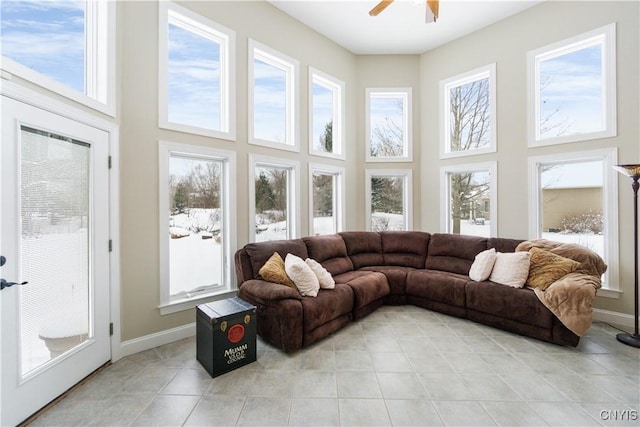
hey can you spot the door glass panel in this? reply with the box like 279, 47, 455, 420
19, 126, 91, 376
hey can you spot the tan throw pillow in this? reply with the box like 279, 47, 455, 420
258, 252, 297, 290
527, 247, 581, 290
305, 258, 335, 289
469, 248, 497, 282
285, 254, 320, 297
489, 252, 531, 288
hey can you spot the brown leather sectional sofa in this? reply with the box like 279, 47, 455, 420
234, 231, 581, 352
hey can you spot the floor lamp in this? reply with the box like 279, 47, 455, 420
613, 164, 640, 348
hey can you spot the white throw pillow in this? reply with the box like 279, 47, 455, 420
469, 248, 497, 282
305, 258, 335, 289
489, 252, 531, 288
285, 254, 320, 297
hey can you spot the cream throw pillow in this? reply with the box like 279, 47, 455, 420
469, 248, 497, 282
489, 252, 531, 288
285, 254, 320, 297
305, 258, 335, 289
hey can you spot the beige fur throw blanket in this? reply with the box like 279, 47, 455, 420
516, 239, 606, 336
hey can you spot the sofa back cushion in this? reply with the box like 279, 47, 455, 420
244, 239, 308, 279
340, 232, 384, 268
380, 231, 430, 268
425, 233, 488, 275
487, 237, 524, 253
303, 234, 354, 276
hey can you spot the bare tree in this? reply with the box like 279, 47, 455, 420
449, 79, 490, 151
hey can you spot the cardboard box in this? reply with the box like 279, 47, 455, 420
196, 297, 257, 377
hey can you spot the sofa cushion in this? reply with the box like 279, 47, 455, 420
359, 266, 414, 295
466, 281, 554, 328
405, 269, 467, 307
380, 231, 430, 268
303, 234, 353, 275
305, 258, 336, 289
425, 233, 488, 275
258, 252, 297, 290
245, 239, 308, 278
300, 284, 354, 333
285, 254, 320, 297
336, 271, 389, 310
526, 247, 580, 290
488, 237, 524, 253
340, 231, 384, 268
489, 252, 531, 288
468, 248, 497, 282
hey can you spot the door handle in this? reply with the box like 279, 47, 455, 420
0, 256, 28, 291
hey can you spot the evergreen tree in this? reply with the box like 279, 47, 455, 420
319, 121, 333, 153
255, 172, 275, 213
173, 180, 190, 214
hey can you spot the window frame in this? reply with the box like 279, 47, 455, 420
248, 39, 299, 152
308, 67, 345, 160
528, 148, 619, 294
527, 23, 617, 147
440, 63, 497, 159
0, 0, 116, 116
248, 154, 300, 242
365, 169, 413, 231
158, 1, 236, 140
365, 88, 413, 162
440, 162, 498, 237
308, 163, 345, 236
158, 141, 237, 315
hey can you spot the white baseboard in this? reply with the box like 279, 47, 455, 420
116, 322, 196, 360
593, 308, 635, 329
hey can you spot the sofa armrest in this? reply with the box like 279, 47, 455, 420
239, 279, 301, 303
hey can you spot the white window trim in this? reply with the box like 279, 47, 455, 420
440, 161, 498, 237
248, 154, 300, 242
365, 88, 413, 163
158, 141, 237, 315
365, 169, 413, 231
308, 163, 345, 236
440, 63, 497, 159
248, 39, 299, 152
308, 67, 345, 160
0, 0, 116, 117
158, 1, 236, 140
528, 148, 619, 295
527, 23, 617, 147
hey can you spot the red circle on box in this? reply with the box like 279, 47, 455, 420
228, 324, 245, 343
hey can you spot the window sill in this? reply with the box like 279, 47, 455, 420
596, 287, 622, 299
158, 289, 237, 315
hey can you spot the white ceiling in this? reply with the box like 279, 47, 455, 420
268, 0, 544, 55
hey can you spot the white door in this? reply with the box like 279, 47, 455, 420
0, 97, 111, 426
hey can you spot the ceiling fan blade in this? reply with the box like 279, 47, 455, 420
426, 0, 439, 22
369, 0, 394, 17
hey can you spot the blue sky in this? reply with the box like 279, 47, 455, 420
369, 95, 404, 154
1, 0, 85, 92
253, 58, 287, 143
542, 161, 603, 189
311, 82, 333, 151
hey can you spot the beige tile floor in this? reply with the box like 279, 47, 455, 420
29, 305, 639, 426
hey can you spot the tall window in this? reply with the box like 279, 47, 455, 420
159, 1, 235, 139
441, 162, 497, 237
249, 40, 299, 151
0, 0, 115, 114
366, 170, 412, 231
528, 24, 616, 146
529, 149, 618, 290
366, 88, 412, 162
440, 64, 496, 158
250, 155, 299, 242
309, 68, 345, 159
309, 164, 344, 236
158, 142, 236, 314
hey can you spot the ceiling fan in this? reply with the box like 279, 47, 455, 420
369, 0, 440, 23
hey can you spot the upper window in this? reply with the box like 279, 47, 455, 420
309, 164, 345, 236
366, 88, 412, 162
528, 148, 618, 292
249, 40, 299, 151
440, 162, 497, 237
158, 142, 237, 314
440, 64, 496, 159
528, 24, 616, 147
159, 1, 235, 139
249, 155, 299, 242
0, 0, 115, 115
365, 169, 413, 231
309, 68, 345, 159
